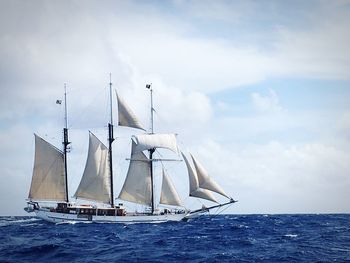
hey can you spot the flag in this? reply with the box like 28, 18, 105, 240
56, 100, 62, 104
146, 84, 151, 89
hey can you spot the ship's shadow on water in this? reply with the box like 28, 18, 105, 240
1, 214, 349, 262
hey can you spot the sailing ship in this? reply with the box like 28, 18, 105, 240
25, 80, 236, 223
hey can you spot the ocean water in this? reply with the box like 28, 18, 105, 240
0, 214, 349, 262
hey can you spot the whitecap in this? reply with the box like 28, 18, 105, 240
284, 234, 298, 238
55, 220, 92, 225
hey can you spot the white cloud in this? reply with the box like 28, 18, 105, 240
191, 139, 350, 214
251, 89, 281, 113
336, 111, 350, 141
173, 0, 251, 22
1, 0, 349, 102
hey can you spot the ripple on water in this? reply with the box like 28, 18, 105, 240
0, 215, 349, 262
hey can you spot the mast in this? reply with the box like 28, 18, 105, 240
108, 74, 115, 207
146, 83, 155, 214
63, 84, 70, 203
150, 85, 154, 134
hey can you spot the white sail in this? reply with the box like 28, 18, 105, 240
191, 154, 230, 199
118, 141, 152, 206
181, 152, 217, 203
29, 134, 66, 201
74, 132, 111, 204
160, 169, 182, 207
190, 188, 218, 203
133, 133, 178, 154
116, 91, 145, 131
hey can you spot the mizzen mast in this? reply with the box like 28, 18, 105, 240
146, 83, 155, 214
108, 74, 115, 207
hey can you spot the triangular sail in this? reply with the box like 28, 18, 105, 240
191, 154, 230, 199
118, 140, 152, 206
133, 133, 178, 154
160, 169, 182, 207
181, 152, 217, 203
29, 134, 66, 201
116, 91, 145, 131
74, 132, 111, 204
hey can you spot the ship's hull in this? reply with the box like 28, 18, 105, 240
34, 209, 191, 224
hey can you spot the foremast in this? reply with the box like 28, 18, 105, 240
108, 74, 115, 208
63, 84, 70, 203
27, 84, 70, 203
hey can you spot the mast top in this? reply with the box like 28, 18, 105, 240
109, 73, 113, 125
64, 83, 68, 130
146, 83, 154, 134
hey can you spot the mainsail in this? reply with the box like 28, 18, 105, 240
29, 134, 66, 201
116, 92, 145, 131
160, 169, 182, 207
181, 152, 217, 203
191, 154, 230, 199
133, 133, 178, 154
118, 141, 152, 206
74, 132, 111, 204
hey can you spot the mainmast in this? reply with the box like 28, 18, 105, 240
108, 74, 115, 207
63, 84, 70, 203
146, 83, 155, 214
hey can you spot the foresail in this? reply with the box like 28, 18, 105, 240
181, 152, 199, 194
118, 141, 152, 206
74, 132, 111, 204
181, 152, 217, 203
191, 154, 230, 199
29, 134, 66, 201
160, 169, 182, 207
133, 133, 178, 154
190, 188, 217, 203
116, 91, 145, 131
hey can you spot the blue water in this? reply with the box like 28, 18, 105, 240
0, 214, 349, 262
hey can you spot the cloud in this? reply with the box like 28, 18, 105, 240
336, 111, 350, 141
110, 0, 350, 94
251, 89, 281, 113
191, 139, 350, 213
172, 0, 251, 22
1, 0, 349, 104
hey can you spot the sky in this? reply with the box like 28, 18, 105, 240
1, 0, 350, 215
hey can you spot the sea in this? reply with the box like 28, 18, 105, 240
0, 214, 349, 262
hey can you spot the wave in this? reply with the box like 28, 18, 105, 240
0, 214, 349, 262
0, 217, 41, 227
284, 234, 298, 238
55, 220, 93, 225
